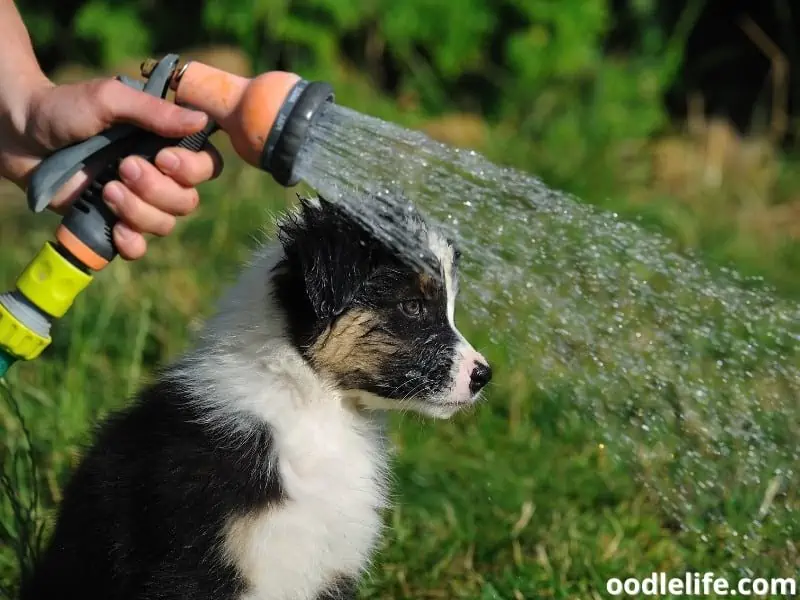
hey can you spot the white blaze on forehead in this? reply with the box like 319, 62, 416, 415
423, 229, 490, 407
426, 230, 457, 325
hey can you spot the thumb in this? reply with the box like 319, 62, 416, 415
94, 79, 208, 138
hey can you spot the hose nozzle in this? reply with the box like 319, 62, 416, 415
163, 61, 334, 186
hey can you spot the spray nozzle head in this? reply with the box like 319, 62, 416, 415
260, 80, 334, 187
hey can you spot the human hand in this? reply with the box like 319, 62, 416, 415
0, 77, 223, 260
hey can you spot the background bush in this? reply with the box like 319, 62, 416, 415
15, 2, 800, 242
16, 0, 798, 151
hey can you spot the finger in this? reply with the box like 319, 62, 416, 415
93, 79, 208, 139
112, 223, 148, 261
154, 143, 224, 187
117, 156, 200, 217
23, 158, 103, 215
43, 169, 92, 214
4, 148, 95, 212
103, 180, 178, 237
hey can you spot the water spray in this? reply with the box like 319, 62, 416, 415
0, 54, 335, 377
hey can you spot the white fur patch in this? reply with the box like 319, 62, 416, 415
169, 245, 388, 600
425, 229, 458, 326
423, 229, 486, 410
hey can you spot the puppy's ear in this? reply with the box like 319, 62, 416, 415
278, 196, 373, 320
300, 238, 365, 321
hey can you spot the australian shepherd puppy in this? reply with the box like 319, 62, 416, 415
20, 195, 492, 600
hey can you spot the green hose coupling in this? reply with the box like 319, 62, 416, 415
0, 347, 15, 378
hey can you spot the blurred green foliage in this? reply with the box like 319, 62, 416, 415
16, 0, 699, 154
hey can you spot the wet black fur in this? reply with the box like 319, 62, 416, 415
19, 378, 285, 600
273, 196, 460, 399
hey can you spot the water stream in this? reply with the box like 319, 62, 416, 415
294, 103, 800, 575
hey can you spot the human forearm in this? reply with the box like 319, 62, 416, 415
0, 0, 50, 136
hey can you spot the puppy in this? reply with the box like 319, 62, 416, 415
20, 196, 492, 600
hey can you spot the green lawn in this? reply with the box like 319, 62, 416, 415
1, 125, 798, 599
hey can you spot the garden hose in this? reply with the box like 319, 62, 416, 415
0, 53, 335, 378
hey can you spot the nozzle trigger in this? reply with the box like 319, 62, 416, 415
26, 125, 136, 213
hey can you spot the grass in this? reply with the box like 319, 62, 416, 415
1, 63, 799, 599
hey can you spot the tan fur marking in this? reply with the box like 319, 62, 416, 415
309, 309, 397, 380
222, 512, 259, 572
418, 273, 441, 299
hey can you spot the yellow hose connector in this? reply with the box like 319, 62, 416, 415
0, 241, 94, 362
17, 242, 93, 318
0, 302, 50, 360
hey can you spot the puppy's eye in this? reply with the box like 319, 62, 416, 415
399, 299, 423, 318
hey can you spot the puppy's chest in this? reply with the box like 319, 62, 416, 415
225, 410, 387, 600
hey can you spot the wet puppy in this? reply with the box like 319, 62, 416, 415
21, 196, 492, 600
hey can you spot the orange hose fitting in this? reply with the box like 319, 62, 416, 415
173, 63, 300, 167
171, 61, 334, 186
55, 225, 110, 271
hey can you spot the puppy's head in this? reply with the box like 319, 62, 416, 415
271, 195, 491, 418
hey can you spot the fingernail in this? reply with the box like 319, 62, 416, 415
105, 182, 124, 206
181, 110, 207, 128
116, 223, 134, 241
156, 150, 180, 173
119, 158, 141, 183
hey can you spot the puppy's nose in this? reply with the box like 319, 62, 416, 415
469, 362, 492, 394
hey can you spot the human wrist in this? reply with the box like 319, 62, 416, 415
0, 69, 49, 137
0, 70, 52, 186
0, 0, 53, 184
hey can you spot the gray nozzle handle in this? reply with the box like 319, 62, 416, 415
26, 54, 181, 213
26, 125, 137, 213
